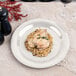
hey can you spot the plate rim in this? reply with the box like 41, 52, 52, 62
11, 19, 70, 68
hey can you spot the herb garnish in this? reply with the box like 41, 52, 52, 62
37, 34, 48, 40
37, 36, 48, 40
42, 37, 48, 40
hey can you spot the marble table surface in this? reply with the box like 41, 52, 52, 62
0, 2, 76, 76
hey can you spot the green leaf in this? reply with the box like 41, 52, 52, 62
42, 37, 48, 40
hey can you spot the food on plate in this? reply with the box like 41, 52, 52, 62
25, 29, 53, 57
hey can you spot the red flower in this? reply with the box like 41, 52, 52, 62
0, 0, 28, 21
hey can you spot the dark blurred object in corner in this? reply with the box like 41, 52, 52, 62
11, 0, 15, 1
39, 0, 56, 2
61, 0, 72, 3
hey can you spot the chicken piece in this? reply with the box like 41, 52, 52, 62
33, 29, 50, 49
33, 38, 50, 49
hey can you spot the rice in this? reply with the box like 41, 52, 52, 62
25, 29, 53, 57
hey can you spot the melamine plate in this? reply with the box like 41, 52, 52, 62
11, 19, 70, 68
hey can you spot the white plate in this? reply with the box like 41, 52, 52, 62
11, 19, 70, 68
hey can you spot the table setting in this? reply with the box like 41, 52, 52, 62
0, 0, 76, 76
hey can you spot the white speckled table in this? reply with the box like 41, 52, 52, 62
0, 2, 76, 76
